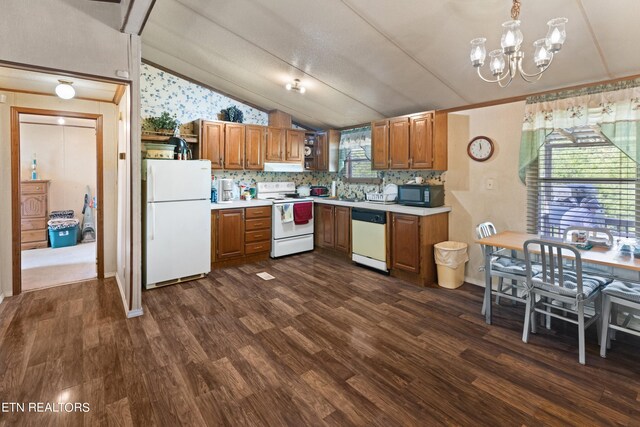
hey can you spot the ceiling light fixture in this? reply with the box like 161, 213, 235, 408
469, 0, 567, 88
55, 80, 75, 99
57, 117, 65, 125
285, 78, 306, 94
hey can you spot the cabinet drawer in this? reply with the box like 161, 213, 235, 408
245, 218, 271, 231
22, 241, 48, 250
245, 241, 270, 254
22, 229, 47, 243
245, 229, 271, 243
21, 182, 48, 194
245, 206, 271, 219
21, 218, 47, 231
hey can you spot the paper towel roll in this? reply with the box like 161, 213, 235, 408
331, 181, 337, 197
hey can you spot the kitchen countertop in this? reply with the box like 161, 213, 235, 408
312, 197, 451, 216
211, 199, 273, 210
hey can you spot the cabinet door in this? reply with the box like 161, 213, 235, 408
315, 132, 328, 171
224, 124, 245, 169
371, 120, 389, 170
334, 206, 351, 253
389, 117, 410, 169
319, 205, 335, 247
245, 125, 265, 170
21, 194, 47, 218
391, 213, 420, 273
217, 209, 245, 259
201, 121, 225, 169
410, 113, 434, 169
285, 129, 304, 162
266, 127, 285, 162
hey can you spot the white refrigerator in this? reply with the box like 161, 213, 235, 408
142, 159, 211, 289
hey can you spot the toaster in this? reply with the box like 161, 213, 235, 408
310, 186, 330, 197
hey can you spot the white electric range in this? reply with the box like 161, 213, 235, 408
256, 182, 314, 258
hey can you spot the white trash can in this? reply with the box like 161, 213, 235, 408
434, 241, 469, 289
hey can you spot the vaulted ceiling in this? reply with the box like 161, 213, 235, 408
141, 0, 640, 129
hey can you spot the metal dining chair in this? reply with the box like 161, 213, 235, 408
599, 280, 640, 358
476, 222, 530, 316
522, 239, 611, 364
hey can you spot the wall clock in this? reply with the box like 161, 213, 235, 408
467, 136, 494, 162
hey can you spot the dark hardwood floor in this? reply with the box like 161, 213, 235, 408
1, 251, 639, 426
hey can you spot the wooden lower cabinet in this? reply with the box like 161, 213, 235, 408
314, 204, 350, 256
390, 213, 420, 273
390, 212, 449, 287
334, 206, 351, 253
212, 206, 271, 268
216, 209, 245, 260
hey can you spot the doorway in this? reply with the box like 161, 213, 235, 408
11, 107, 105, 293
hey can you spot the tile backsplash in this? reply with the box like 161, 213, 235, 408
213, 170, 445, 199
141, 63, 445, 198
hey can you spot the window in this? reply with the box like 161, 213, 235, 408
338, 127, 379, 182
527, 126, 639, 238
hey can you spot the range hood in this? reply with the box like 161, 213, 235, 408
263, 162, 305, 172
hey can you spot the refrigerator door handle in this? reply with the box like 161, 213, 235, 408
150, 203, 156, 240
150, 165, 156, 202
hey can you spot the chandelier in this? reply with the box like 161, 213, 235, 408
469, 0, 567, 87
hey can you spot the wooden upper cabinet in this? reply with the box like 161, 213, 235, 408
266, 127, 285, 162
216, 209, 244, 259
201, 121, 224, 169
285, 129, 304, 162
391, 213, 420, 273
334, 206, 351, 253
224, 123, 245, 170
410, 113, 433, 169
245, 125, 266, 170
372, 120, 389, 170
315, 132, 328, 171
389, 117, 410, 169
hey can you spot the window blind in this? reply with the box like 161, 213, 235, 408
527, 126, 639, 239
338, 126, 377, 179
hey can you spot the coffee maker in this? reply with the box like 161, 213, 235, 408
219, 179, 234, 203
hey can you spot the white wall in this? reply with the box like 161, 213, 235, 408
446, 101, 528, 286
0, 93, 119, 296
20, 123, 97, 218
0, 0, 129, 80
0, 0, 142, 315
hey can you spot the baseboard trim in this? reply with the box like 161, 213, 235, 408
0, 292, 4, 304
127, 308, 144, 318
105, 271, 116, 278
115, 273, 143, 318
465, 276, 484, 287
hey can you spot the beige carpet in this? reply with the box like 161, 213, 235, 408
21, 242, 96, 291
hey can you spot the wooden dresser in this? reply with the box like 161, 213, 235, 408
21, 180, 50, 250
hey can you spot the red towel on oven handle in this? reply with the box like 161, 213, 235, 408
293, 202, 313, 225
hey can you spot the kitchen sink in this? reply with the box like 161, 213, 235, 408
338, 197, 362, 203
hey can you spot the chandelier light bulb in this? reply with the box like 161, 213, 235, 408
57, 117, 65, 125
299, 86, 306, 94
285, 83, 292, 91
285, 78, 306, 94
469, 0, 567, 87
55, 80, 75, 99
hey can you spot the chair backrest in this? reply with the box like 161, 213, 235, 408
476, 222, 497, 239
523, 239, 584, 297
562, 226, 613, 246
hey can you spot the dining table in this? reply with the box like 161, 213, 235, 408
475, 231, 640, 324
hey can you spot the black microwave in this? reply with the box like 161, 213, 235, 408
397, 184, 444, 208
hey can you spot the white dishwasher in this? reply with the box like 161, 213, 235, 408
351, 208, 388, 272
